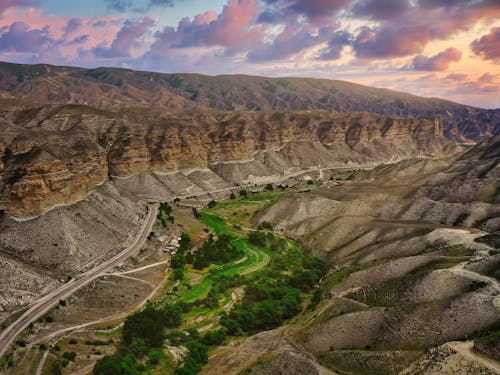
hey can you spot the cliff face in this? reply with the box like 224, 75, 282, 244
0, 62, 497, 141
0, 102, 452, 218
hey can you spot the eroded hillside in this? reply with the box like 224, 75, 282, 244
210, 137, 499, 374
0, 101, 453, 218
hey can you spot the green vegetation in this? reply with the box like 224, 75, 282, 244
158, 202, 174, 227
186, 234, 243, 269
93, 190, 323, 375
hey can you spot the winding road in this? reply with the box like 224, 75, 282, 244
0, 204, 159, 359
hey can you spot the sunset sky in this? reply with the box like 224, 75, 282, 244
1, 0, 499, 108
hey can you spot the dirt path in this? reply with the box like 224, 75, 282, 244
239, 248, 270, 275
448, 341, 500, 373
35, 350, 48, 375
31, 274, 169, 348
112, 260, 169, 275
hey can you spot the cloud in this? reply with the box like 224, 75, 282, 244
147, 0, 262, 62
0, 21, 52, 52
149, 0, 180, 6
64, 18, 81, 36
94, 17, 155, 58
248, 25, 332, 62
104, 0, 181, 12
104, 0, 133, 12
470, 26, 500, 61
446, 73, 467, 81
411, 47, 462, 71
318, 29, 352, 60
261, 0, 349, 25
0, 0, 37, 16
350, 0, 499, 59
350, 0, 410, 20
373, 72, 500, 108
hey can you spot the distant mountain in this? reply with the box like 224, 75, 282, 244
0, 61, 498, 141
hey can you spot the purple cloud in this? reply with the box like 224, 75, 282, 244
350, 0, 410, 20
318, 30, 352, 60
411, 47, 462, 71
471, 27, 500, 61
94, 17, 155, 58
0, 22, 52, 52
147, 0, 261, 61
64, 18, 81, 36
248, 25, 332, 62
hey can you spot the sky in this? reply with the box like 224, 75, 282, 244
0, 0, 499, 108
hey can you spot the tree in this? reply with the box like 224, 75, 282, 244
130, 338, 148, 358
239, 189, 248, 197
264, 183, 273, 191
186, 340, 208, 364
180, 232, 191, 250
122, 306, 165, 348
248, 231, 266, 247
93, 355, 121, 375
230, 192, 236, 199
201, 329, 227, 346
173, 268, 184, 280
255, 300, 283, 329
163, 304, 182, 328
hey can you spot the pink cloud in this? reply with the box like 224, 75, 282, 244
194, 11, 217, 25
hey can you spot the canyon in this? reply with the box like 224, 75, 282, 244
0, 62, 498, 375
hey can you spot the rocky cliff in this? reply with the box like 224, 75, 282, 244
0, 62, 497, 141
0, 101, 452, 218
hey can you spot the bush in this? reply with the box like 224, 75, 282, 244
68, 339, 77, 345
173, 267, 184, 280
62, 351, 76, 361
239, 190, 248, 197
248, 231, 266, 247
258, 221, 274, 230
201, 329, 227, 346
207, 200, 217, 208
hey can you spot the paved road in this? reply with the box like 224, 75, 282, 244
0, 204, 159, 359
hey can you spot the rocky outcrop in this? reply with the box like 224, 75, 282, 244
0, 102, 453, 218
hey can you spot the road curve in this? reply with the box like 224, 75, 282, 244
0, 204, 159, 359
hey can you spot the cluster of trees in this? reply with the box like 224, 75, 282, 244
173, 328, 227, 375
48, 352, 77, 375
220, 254, 325, 335
93, 304, 183, 375
220, 279, 301, 334
248, 230, 286, 252
158, 202, 174, 227
186, 234, 243, 269
170, 232, 192, 274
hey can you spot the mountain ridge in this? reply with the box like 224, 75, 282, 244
0, 61, 498, 141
